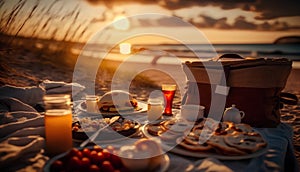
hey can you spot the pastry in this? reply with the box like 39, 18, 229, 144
224, 132, 267, 153
98, 90, 138, 113
207, 135, 247, 155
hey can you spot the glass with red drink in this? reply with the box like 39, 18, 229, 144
162, 84, 176, 116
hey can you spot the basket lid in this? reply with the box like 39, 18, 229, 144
184, 54, 292, 69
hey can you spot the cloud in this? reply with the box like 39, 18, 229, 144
83, 0, 300, 31
134, 14, 296, 31
84, 0, 300, 20
246, 1, 300, 19
232, 16, 256, 30
156, 16, 191, 27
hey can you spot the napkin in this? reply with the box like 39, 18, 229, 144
0, 136, 46, 168
39, 79, 85, 96
0, 86, 45, 106
0, 80, 86, 107
0, 97, 38, 113
0, 112, 44, 138
0, 118, 47, 172
0, 89, 47, 171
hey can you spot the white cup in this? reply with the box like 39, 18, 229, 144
180, 104, 205, 121
147, 99, 164, 122
86, 95, 99, 113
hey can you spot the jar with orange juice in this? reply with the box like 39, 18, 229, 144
43, 94, 73, 156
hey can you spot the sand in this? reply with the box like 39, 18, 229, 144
0, 46, 299, 164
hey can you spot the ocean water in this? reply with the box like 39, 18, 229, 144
132, 44, 300, 61
76, 43, 300, 66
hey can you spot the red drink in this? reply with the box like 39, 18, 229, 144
162, 84, 176, 116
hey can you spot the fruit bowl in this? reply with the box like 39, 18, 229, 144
44, 145, 129, 172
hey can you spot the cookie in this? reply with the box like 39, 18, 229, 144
224, 132, 267, 153
146, 124, 166, 136
207, 135, 247, 155
214, 121, 235, 135
233, 123, 255, 133
177, 137, 212, 151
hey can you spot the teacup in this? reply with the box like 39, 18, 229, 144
180, 104, 205, 121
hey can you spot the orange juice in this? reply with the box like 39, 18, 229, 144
44, 109, 72, 156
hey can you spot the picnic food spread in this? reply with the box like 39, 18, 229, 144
72, 116, 140, 141
144, 118, 267, 156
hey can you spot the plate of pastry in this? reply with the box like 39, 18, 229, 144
77, 90, 147, 116
141, 118, 268, 160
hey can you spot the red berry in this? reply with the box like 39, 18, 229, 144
81, 157, 91, 168
102, 149, 111, 160
88, 164, 100, 172
92, 152, 105, 165
76, 151, 83, 159
93, 145, 103, 152
68, 148, 80, 158
69, 156, 82, 169
82, 148, 91, 158
101, 161, 115, 172
50, 160, 64, 171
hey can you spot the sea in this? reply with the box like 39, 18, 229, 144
132, 44, 300, 60
75, 43, 300, 68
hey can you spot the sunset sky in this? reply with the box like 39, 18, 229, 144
0, 0, 300, 44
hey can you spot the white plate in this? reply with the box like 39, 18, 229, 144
141, 124, 268, 160
77, 101, 147, 116
72, 118, 141, 144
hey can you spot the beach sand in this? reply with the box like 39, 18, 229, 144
0, 47, 299, 163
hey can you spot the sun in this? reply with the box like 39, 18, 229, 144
112, 15, 130, 31
119, 42, 131, 54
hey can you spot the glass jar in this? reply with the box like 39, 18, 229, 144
85, 95, 99, 113
43, 94, 73, 156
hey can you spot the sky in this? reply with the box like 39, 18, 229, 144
0, 0, 300, 44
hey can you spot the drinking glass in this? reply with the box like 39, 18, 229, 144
86, 95, 99, 113
147, 99, 164, 122
162, 84, 176, 116
43, 94, 73, 156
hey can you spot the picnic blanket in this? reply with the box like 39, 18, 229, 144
0, 80, 85, 171
0, 82, 299, 172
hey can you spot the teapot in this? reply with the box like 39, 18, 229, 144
223, 104, 245, 123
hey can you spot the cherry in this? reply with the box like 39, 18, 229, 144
50, 160, 63, 171
68, 156, 82, 169
88, 164, 101, 172
93, 145, 103, 152
82, 148, 91, 158
101, 161, 115, 172
102, 149, 111, 160
81, 157, 91, 169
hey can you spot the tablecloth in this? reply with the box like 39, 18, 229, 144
0, 84, 299, 172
